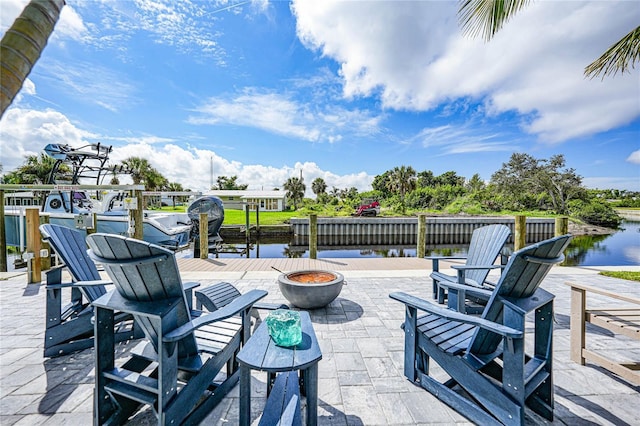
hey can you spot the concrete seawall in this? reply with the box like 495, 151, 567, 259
290, 216, 556, 244
617, 209, 640, 221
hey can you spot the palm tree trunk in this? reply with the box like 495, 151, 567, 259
0, 0, 65, 119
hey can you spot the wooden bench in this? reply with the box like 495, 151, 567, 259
258, 371, 302, 426
567, 281, 640, 385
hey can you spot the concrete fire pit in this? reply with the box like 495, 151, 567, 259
277, 270, 344, 309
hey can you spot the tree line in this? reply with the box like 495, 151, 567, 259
2, 152, 633, 228
285, 153, 629, 228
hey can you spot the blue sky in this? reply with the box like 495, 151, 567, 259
1, 0, 639, 196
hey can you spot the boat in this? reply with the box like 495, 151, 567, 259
3, 143, 193, 250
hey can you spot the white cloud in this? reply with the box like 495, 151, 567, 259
627, 150, 640, 164
36, 60, 137, 112
410, 124, 516, 155
0, 108, 97, 172
1, 1, 90, 44
108, 143, 374, 195
292, 0, 640, 144
55, 5, 92, 43
0, 0, 29, 33
62, 0, 230, 62
0, 108, 375, 195
187, 88, 383, 143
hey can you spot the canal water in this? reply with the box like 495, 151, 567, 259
6, 221, 639, 270
195, 220, 640, 267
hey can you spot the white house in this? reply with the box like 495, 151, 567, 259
205, 190, 287, 212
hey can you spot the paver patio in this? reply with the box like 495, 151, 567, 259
1, 258, 638, 425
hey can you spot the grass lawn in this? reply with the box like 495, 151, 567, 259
154, 204, 612, 228
155, 205, 302, 225
222, 209, 302, 225
599, 271, 640, 282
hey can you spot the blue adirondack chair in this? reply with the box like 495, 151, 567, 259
40, 224, 138, 357
40, 224, 214, 357
427, 224, 511, 310
87, 233, 267, 425
391, 234, 572, 425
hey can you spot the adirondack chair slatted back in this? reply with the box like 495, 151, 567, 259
469, 234, 572, 355
463, 224, 511, 285
40, 224, 107, 301
86, 233, 198, 356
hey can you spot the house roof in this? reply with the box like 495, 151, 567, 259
205, 190, 286, 200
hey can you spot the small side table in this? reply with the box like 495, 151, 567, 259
237, 311, 322, 426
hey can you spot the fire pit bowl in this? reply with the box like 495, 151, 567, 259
277, 270, 344, 309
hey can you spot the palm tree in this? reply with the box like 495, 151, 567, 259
387, 165, 417, 213
3, 153, 67, 184
311, 177, 327, 197
458, 0, 639, 79
283, 176, 305, 210
1, 0, 66, 118
121, 157, 152, 185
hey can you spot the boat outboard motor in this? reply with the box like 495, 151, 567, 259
187, 196, 225, 254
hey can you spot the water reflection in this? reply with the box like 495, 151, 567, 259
563, 234, 610, 266
212, 221, 639, 267
563, 220, 640, 266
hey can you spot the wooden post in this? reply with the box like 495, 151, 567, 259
555, 216, 569, 236
134, 190, 144, 240
199, 213, 208, 259
255, 205, 260, 237
569, 286, 586, 365
309, 214, 318, 259
40, 214, 51, 271
86, 212, 98, 235
127, 190, 143, 239
245, 204, 251, 241
514, 215, 526, 251
26, 207, 41, 283
417, 214, 426, 258
0, 190, 6, 272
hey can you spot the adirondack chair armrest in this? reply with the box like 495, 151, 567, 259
92, 290, 183, 317
424, 255, 467, 261
451, 264, 503, 272
165, 289, 268, 342
389, 292, 523, 338
183, 281, 200, 291
46, 279, 112, 290
425, 255, 468, 273
45, 265, 65, 282
437, 281, 493, 298
76, 279, 113, 287
451, 264, 503, 286
499, 288, 555, 315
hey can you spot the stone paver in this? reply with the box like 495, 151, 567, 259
1, 263, 639, 425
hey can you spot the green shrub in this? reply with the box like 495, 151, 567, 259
445, 197, 485, 215
569, 200, 622, 228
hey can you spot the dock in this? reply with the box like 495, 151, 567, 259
1, 258, 639, 425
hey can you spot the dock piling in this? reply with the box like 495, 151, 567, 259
26, 207, 41, 283
514, 215, 527, 251
199, 213, 208, 259
417, 214, 426, 258
309, 214, 318, 259
555, 216, 569, 236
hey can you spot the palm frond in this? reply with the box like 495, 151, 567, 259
459, 0, 532, 41
585, 26, 640, 79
